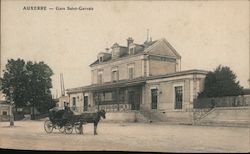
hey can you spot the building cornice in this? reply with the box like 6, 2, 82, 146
66, 69, 209, 94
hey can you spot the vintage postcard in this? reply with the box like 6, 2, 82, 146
0, 0, 249, 153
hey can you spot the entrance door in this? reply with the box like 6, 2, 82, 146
128, 91, 135, 110
134, 91, 140, 110
129, 91, 141, 110
151, 89, 158, 109
83, 96, 88, 111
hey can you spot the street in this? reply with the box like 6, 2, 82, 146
0, 120, 249, 152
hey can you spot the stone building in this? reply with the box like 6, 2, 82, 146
67, 37, 208, 123
55, 96, 70, 109
0, 100, 10, 121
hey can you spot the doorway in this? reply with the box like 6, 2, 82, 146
128, 91, 140, 110
83, 96, 88, 111
151, 89, 158, 109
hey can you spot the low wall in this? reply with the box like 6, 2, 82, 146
138, 110, 193, 124
0, 115, 10, 122
151, 111, 193, 124
197, 106, 250, 127
102, 112, 137, 123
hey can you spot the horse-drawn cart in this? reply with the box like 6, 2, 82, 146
44, 107, 85, 134
44, 107, 106, 135
44, 119, 84, 134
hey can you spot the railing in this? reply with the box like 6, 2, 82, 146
97, 104, 132, 112
194, 95, 250, 109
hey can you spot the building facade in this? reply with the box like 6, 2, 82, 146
56, 96, 70, 109
0, 101, 10, 121
67, 37, 207, 121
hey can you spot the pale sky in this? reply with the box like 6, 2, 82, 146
1, 0, 249, 97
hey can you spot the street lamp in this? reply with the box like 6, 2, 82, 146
9, 86, 14, 126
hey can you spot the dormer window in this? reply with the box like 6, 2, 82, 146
99, 56, 103, 62
97, 51, 111, 64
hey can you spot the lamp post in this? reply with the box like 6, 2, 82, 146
9, 86, 14, 126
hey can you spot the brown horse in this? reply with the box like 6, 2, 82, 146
78, 109, 106, 135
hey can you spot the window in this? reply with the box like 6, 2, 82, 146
97, 73, 103, 84
151, 89, 158, 109
72, 97, 76, 106
104, 92, 113, 101
128, 67, 134, 79
2, 111, 7, 115
119, 89, 126, 103
175, 86, 183, 109
99, 56, 103, 62
112, 70, 119, 82
129, 47, 134, 54
94, 91, 117, 105
72, 97, 76, 111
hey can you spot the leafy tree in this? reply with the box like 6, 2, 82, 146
1, 59, 28, 107
1, 59, 55, 114
26, 61, 54, 113
198, 65, 243, 98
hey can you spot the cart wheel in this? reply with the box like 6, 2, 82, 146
59, 126, 65, 133
64, 123, 73, 134
44, 120, 53, 133
75, 123, 83, 134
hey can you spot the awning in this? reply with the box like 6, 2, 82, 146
89, 80, 145, 92
67, 78, 146, 94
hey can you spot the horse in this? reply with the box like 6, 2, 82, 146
78, 109, 106, 135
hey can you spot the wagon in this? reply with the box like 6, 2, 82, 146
44, 107, 86, 134
44, 107, 106, 135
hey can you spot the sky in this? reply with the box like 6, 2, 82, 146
1, 0, 250, 98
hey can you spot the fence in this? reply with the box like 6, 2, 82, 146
194, 95, 250, 109
67, 104, 133, 113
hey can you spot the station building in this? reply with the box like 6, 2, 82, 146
67, 37, 208, 122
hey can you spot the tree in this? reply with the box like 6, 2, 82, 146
1, 59, 55, 115
26, 61, 54, 114
1, 59, 28, 107
198, 65, 243, 98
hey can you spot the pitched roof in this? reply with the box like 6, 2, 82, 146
90, 38, 181, 66
144, 38, 181, 59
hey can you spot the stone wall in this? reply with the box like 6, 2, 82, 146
91, 55, 143, 84
103, 111, 137, 123
149, 60, 176, 76
142, 78, 192, 111
195, 106, 250, 127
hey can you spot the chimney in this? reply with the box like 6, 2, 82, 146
127, 37, 134, 47
105, 48, 109, 53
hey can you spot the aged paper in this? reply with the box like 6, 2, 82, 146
0, 0, 249, 152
